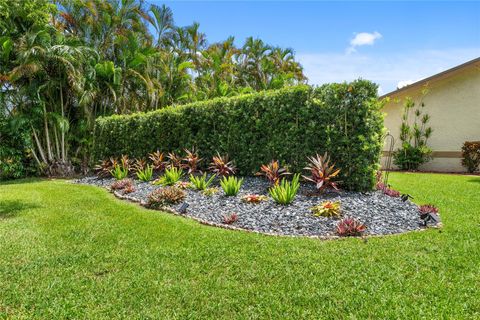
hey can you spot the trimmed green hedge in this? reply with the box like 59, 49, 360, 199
94, 81, 384, 191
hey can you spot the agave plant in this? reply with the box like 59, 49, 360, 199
256, 160, 290, 185
149, 151, 166, 172
182, 148, 202, 174
209, 152, 236, 177
303, 152, 341, 192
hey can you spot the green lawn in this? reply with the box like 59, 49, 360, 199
0, 173, 479, 319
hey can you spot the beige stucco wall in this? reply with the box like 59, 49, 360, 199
382, 66, 480, 172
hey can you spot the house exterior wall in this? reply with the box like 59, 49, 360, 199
382, 66, 480, 172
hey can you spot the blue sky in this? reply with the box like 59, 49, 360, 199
154, 1, 480, 93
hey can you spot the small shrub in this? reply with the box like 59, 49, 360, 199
461, 141, 480, 173
256, 160, 290, 185
149, 150, 166, 172
147, 187, 186, 209
303, 153, 341, 192
182, 148, 202, 174
154, 167, 184, 186
209, 153, 236, 177
336, 217, 366, 236
223, 213, 238, 224
419, 204, 439, 214
136, 165, 154, 182
220, 176, 243, 196
311, 201, 341, 217
242, 194, 268, 204
269, 174, 300, 205
166, 152, 182, 169
189, 173, 216, 191
111, 178, 133, 191
110, 163, 129, 180
203, 187, 219, 196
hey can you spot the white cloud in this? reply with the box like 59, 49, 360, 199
397, 80, 416, 89
347, 31, 382, 54
297, 48, 480, 94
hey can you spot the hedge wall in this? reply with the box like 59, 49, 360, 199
94, 80, 384, 191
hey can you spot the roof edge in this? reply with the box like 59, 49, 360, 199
379, 56, 480, 99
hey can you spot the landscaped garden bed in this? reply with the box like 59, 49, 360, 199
76, 171, 438, 238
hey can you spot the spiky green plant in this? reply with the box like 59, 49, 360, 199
269, 174, 300, 205
154, 167, 184, 186
110, 164, 129, 180
220, 176, 243, 196
136, 165, 154, 182
189, 173, 216, 191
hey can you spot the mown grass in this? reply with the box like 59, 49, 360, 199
0, 173, 479, 319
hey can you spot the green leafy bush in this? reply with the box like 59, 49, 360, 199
461, 141, 480, 173
269, 174, 300, 205
189, 173, 215, 191
94, 82, 384, 191
220, 176, 243, 196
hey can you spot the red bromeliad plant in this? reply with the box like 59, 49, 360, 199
419, 204, 439, 214
336, 217, 366, 237
123, 184, 135, 194
209, 153, 236, 177
166, 152, 182, 169
242, 194, 268, 204
383, 187, 400, 197
256, 160, 290, 185
149, 151, 166, 172
95, 157, 118, 178
222, 213, 238, 224
133, 158, 147, 172
182, 148, 202, 174
110, 178, 133, 191
303, 153, 341, 192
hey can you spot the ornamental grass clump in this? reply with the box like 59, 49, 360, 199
154, 167, 184, 186
336, 217, 366, 237
311, 201, 341, 217
189, 173, 215, 191
256, 160, 290, 185
220, 176, 243, 196
147, 187, 186, 209
269, 174, 300, 205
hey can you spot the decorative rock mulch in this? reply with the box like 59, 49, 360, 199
75, 176, 439, 238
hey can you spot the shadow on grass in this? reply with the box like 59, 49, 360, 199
0, 200, 39, 219
467, 178, 480, 184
